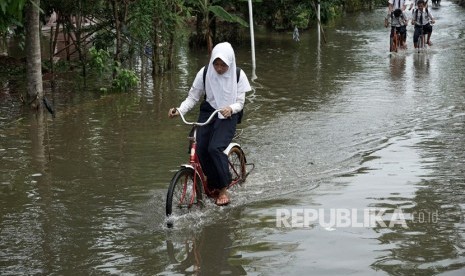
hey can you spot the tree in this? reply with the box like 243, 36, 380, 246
25, 0, 43, 108
1, 0, 43, 108
187, 0, 248, 54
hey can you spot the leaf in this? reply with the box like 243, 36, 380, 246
208, 5, 248, 28
1, 2, 6, 14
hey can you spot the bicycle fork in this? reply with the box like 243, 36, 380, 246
178, 166, 201, 209
187, 141, 208, 207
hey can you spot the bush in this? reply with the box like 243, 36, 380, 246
112, 63, 139, 92
88, 48, 139, 92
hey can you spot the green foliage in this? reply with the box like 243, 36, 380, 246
112, 62, 139, 92
89, 47, 111, 75
88, 47, 139, 92
0, 0, 27, 34
209, 5, 248, 27
133, 0, 187, 73
92, 31, 115, 52
2, 0, 384, 93
319, 0, 343, 23
0, 0, 27, 19
283, 1, 312, 30
186, 0, 251, 48
128, 0, 154, 45
291, 3, 311, 29
252, 0, 378, 30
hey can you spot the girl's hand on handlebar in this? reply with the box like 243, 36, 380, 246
220, 106, 233, 118
168, 108, 179, 118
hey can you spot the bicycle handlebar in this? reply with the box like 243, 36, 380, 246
175, 108, 221, 127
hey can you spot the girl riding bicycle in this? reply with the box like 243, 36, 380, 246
168, 42, 252, 206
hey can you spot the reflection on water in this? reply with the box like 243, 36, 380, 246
165, 217, 248, 275
413, 52, 431, 77
1, 2, 465, 275
389, 54, 406, 81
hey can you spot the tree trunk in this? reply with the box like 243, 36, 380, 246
111, 0, 122, 79
152, 16, 163, 76
167, 33, 174, 70
25, 0, 43, 109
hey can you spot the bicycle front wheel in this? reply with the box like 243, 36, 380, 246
390, 33, 398, 52
418, 34, 425, 52
390, 36, 394, 52
394, 33, 400, 52
228, 146, 246, 188
166, 167, 204, 218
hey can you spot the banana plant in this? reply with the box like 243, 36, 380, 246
190, 0, 248, 53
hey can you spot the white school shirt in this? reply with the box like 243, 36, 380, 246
413, 8, 434, 26
391, 13, 408, 27
178, 68, 251, 116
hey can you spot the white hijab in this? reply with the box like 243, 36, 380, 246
205, 42, 238, 114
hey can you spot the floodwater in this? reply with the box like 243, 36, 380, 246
1, 1, 465, 275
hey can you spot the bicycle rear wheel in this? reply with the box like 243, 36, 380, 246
227, 146, 246, 188
166, 167, 204, 218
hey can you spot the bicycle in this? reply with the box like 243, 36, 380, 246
166, 109, 254, 221
386, 11, 407, 53
416, 27, 427, 53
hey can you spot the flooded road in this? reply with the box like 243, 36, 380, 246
1, 1, 465, 275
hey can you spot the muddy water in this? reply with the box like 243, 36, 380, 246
1, 1, 465, 275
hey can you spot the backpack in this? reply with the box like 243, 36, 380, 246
202, 65, 244, 124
